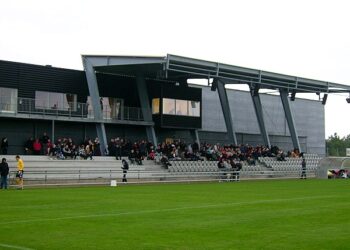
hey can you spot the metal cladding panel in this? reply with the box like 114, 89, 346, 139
0, 117, 36, 154
201, 88, 227, 132
96, 73, 140, 106
161, 115, 201, 129
161, 84, 201, 101
104, 124, 147, 142
0, 60, 20, 89
201, 86, 325, 154
0, 60, 88, 101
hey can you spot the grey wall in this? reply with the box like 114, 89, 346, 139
200, 86, 325, 155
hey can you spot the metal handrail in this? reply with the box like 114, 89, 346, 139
0, 98, 145, 121
7, 168, 317, 188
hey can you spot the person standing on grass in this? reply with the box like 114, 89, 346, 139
16, 155, 24, 189
300, 158, 307, 179
0, 158, 9, 189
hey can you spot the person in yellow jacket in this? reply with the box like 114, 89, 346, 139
16, 155, 24, 189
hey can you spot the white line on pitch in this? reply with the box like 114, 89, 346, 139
0, 243, 35, 250
0, 195, 341, 226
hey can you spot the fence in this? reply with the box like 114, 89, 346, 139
7, 168, 317, 188
0, 98, 145, 121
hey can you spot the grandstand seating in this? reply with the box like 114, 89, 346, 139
168, 160, 268, 175
4, 155, 162, 184
258, 154, 322, 172
2, 153, 323, 186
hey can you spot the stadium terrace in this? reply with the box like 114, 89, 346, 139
1, 54, 350, 155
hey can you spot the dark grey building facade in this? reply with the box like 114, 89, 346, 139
0, 54, 343, 155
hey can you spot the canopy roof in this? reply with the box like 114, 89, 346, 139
82, 54, 350, 94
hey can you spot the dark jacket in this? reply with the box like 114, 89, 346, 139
121, 160, 129, 171
302, 160, 306, 170
0, 162, 9, 176
1, 138, 8, 150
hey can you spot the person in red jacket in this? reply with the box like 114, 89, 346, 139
32, 139, 42, 155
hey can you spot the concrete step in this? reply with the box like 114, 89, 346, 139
2, 155, 119, 162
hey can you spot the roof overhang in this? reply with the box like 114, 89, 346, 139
82, 54, 350, 94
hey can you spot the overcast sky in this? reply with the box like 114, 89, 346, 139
1, 0, 349, 138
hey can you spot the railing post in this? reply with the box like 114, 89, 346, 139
78, 170, 81, 182
45, 170, 47, 184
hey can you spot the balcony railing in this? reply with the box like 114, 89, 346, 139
0, 98, 145, 121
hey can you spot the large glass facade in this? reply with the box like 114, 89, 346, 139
152, 98, 160, 114
162, 98, 175, 115
35, 91, 77, 111
0, 87, 17, 113
87, 97, 123, 119
175, 99, 188, 116
189, 101, 200, 117
161, 98, 200, 117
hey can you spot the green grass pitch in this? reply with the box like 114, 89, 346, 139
0, 179, 349, 250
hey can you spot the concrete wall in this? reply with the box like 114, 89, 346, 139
201, 86, 325, 155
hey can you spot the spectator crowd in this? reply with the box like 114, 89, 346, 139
23, 132, 101, 160
2, 134, 302, 168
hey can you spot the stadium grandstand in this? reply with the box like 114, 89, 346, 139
1, 54, 350, 186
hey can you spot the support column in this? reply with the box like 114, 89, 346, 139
250, 87, 271, 148
217, 80, 237, 145
136, 76, 157, 146
51, 120, 55, 143
279, 89, 301, 150
82, 57, 107, 155
96, 123, 107, 154
190, 129, 200, 145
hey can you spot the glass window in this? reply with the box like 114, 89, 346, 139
86, 97, 94, 118
175, 99, 188, 116
35, 91, 77, 111
110, 98, 123, 119
65, 94, 77, 111
163, 98, 175, 115
188, 101, 200, 117
162, 98, 200, 117
86, 97, 123, 119
152, 98, 160, 114
35, 91, 48, 108
0, 87, 17, 113
49, 92, 63, 110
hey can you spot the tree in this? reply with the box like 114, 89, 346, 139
326, 133, 350, 156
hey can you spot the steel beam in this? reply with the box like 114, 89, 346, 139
51, 120, 55, 143
96, 123, 107, 155
250, 87, 271, 148
217, 80, 237, 145
82, 57, 107, 155
136, 76, 157, 146
279, 89, 301, 150
190, 129, 200, 145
